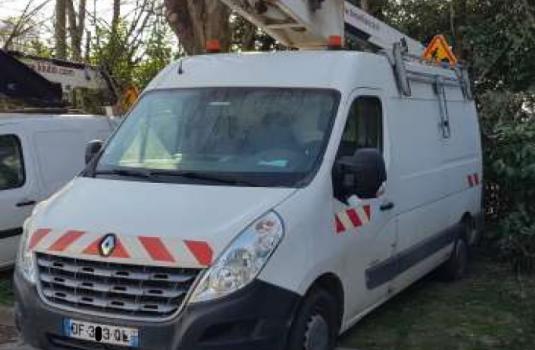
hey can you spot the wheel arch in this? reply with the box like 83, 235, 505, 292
305, 272, 345, 333
460, 211, 479, 245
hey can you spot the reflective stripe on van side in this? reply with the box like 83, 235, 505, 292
335, 204, 372, 234
467, 173, 480, 187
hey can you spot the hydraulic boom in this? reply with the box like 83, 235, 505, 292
219, 0, 424, 55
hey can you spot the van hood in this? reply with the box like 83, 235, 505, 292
29, 177, 296, 268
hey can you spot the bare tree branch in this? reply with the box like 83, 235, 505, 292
4, 0, 51, 50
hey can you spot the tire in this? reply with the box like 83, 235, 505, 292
440, 234, 469, 281
286, 288, 339, 350
465, 216, 480, 247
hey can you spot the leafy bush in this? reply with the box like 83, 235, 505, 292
480, 91, 535, 271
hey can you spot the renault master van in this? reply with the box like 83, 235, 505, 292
14, 50, 483, 350
0, 114, 116, 268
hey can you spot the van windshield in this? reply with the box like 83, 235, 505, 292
94, 88, 340, 187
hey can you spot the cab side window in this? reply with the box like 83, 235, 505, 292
337, 96, 383, 159
333, 96, 384, 201
0, 135, 25, 191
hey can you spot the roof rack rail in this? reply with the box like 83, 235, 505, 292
383, 41, 473, 100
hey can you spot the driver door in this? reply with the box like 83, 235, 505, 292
332, 90, 398, 319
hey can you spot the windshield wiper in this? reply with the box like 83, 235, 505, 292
148, 170, 260, 187
93, 168, 151, 179
92, 168, 259, 186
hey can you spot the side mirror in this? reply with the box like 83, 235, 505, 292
85, 140, 104, 164
337, 148, 387, 199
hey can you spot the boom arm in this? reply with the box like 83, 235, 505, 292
11, 51, 118, 100
1, 51, 118, 107
219, 0, 424, 55
0, 49, 63, 106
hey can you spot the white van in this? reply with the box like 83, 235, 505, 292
14, 51, 482, 350
0, 114, 116, 268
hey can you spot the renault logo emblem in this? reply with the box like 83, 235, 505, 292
99, 234, 117, 257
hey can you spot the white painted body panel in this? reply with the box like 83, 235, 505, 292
29, 177, 296, 268
25, 52, 483, 332
0, 114, 116, 267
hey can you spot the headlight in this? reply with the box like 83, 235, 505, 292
16, 219, 37, 284
189, 211, 284, 303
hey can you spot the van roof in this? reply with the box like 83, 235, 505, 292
147, 50, 459, 94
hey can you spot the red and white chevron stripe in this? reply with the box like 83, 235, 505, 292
335, 205, 372, 234
467, 173, 480, 187
29, 228, 213, 268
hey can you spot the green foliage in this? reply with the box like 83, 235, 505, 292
385, 0, 535, 92
88, 14, 176, 112
463, 1, 535, 92
480, 92, 535, 270
90, 22, 136, 90
495, 208, 535, 272
133, 17, 174, 89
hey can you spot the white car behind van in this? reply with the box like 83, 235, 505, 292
0, 114, 116, 267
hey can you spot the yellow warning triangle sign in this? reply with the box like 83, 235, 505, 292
422, 35, 458, 65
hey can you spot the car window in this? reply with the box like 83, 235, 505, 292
338, 96, 383, 158
0, 134, 25, 191
96, 88, 340, 187
333, 96, 384, 201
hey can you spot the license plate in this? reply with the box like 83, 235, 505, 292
64, 319, 139, 347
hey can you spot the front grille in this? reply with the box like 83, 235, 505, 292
36, 253, 201, 320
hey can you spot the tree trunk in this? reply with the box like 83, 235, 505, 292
55, 0, 67, 59
164, 0, 231, 55
77, 0, 87, 57
66, 0, 86, 61
451, 0, 468, 59
112, 0, 120, 36
84, 30, 91, 62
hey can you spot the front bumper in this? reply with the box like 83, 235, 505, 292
14, 271, 301, 350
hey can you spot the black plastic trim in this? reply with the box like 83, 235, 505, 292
345, 24, 372, 42
0, 227, 22, 239
366, 223, 461, 289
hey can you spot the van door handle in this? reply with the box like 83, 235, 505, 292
380, 202, 395, 211
16, 200, 36, 207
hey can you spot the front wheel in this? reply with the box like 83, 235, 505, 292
286, 288, 339, 350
